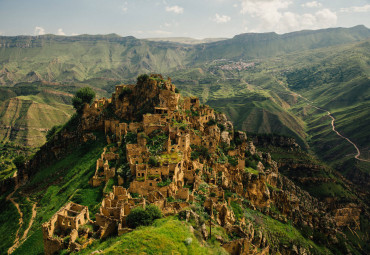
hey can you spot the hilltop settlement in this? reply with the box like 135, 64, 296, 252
29, 74, 363, 254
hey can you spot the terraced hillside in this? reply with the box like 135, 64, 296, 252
0, 89, 73, 147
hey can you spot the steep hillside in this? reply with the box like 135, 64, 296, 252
191, 25, 370, 61
0, 75, 368, 255
0, 35, 191, 85
0, 89, 73, 147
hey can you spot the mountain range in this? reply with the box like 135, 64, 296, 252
0, 25, 369, 187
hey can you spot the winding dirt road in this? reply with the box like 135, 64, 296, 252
6, 184, 37, 254
21, 198, 37, 241
6, 185, 23, 255
292, 92, 370, 163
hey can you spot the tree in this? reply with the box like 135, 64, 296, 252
72, 87, 96, 114
126, 205, 162, 228
137, 74, 149, 84
13, 155, 25, 169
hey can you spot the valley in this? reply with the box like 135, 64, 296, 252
0, 26, 369, 254
1, 75, 368, 254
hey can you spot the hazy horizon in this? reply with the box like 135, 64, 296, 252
1, 0, 370, 38
0, 24, 368, 40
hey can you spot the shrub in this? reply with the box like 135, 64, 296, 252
126, 205, 162, 228
137, 74, 149, 84
190, 151, 200, 160
245, 160, 257, 169
227, 156, 238, 167
125, 132, 137, 144
146, 132, 168, 155
206, 118, 217, 126
46, 125, 62, 141
157, 178, 172, 187
217, 123, 225, 132
13, 155, 25, 169
118, 87, 132, 100
146, 205, 162, 221
191, 110, 199, 117
72, 87, 96, 114
148, 156, 160, 167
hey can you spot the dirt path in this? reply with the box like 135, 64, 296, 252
21, 198, 37, 241
292, 92, 370, 163
6, 185, 38, 254
6, 185, 23, 255
274, 81, 369, 162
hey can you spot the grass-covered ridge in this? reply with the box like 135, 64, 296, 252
2, 132, 106, 255
78, 217, 227, 255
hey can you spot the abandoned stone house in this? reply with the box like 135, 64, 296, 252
42, 202, 90, 255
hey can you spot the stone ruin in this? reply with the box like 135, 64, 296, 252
43, 74, 349, 254
42, 202, 91, 255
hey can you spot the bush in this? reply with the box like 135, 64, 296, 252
13, 155, 25, 169
46, 125, 63, 141
190, 145, 210, 160
146, 204, 162, 220
137, 74, 149, 84
157, 178, 172, 187
126, 205, 162, 228
207, 118, 217, 126
227, 156, 238, 167
217, 123, 225, 132
146, 132, 168, 156
245, 160, 257, 169
72, 87, 96, 114
125, 132, 137, 144
148, 156, 160, 167
118, 87, 132, 100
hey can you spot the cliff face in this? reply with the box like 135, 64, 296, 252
19, 74, 369, 255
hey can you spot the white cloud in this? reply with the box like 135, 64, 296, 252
56, 28, 65, 36
134, 30, 172, 37
165, 5, 184, 14
152, 30, 172, 35
71, 33, 79, 36
160, 21, 179, 29
340, 4, 370, 13
239, 1, 337, 33
34, 26, 45, 35
240, 0, 292, 27
212, 13, 231, 24
121, 1, 128, 12
301, 1, 322, 8
315, 8, 337, 26
275, 9, 337, 33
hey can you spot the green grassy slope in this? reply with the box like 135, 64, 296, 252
0, 91, 73, 147
0, 35, 191, 86
191, 25, 370, 61
79, 217, 227, 255
275, 41, 370, 165
3, 133, 106, 255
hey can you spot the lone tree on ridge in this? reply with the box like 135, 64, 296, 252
72, 87, 96, 114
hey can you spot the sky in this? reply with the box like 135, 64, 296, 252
0, 0, 370, 38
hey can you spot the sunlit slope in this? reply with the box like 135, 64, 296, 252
191, 25, 370, 61
0, 35, 191, 85
282, 40, 370, 161
0, 90, 73, 147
